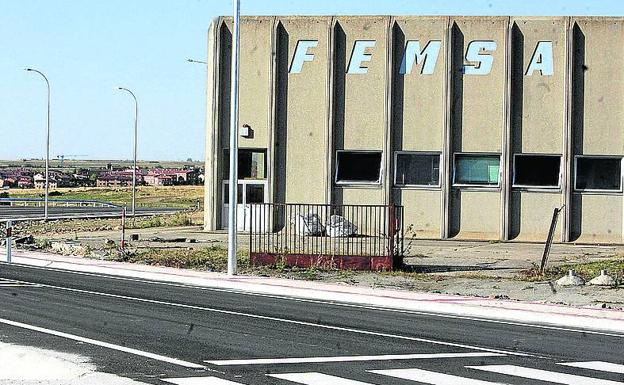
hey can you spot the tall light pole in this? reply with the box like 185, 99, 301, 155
25, 68, 50, 221
117, 87, 138, 216
186, 58, 207, 65
228, 0, 241, 276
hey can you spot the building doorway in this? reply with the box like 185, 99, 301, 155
222, 180, 267, 231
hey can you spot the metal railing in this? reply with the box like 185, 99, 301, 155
0, 198, 120, 208
249, 203, 404, 270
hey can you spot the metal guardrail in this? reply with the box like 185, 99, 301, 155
0, 198, 121, 208
249, 203, 404, 271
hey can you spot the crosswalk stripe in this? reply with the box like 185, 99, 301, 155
161, 377, 244, 384
206, 352, 503, 366
467, 364, 624, 385
268, 372, 375, 385
370, 368, 508, 385
559, 361, 624, 374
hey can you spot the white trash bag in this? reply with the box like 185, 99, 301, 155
326, 215, 357, 237
291, 213, 325, 236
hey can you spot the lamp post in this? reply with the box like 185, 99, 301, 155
186, 58, 207, 65
117, 87, 138, 216
25, 68, 50, 221
227, 0, 241, 276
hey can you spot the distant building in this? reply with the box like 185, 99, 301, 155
144, 172, 173, 186
34, 172, 73, 189
144, 168, 199, 186
96, 170, 143, 187
17, 177, 33, 189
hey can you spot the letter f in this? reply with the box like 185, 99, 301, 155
290, 40, 319, 73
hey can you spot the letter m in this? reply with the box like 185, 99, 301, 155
400, 40, 442, 75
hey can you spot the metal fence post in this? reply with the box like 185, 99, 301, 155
540, 205, 564, 274
120, 208, 126, 250
6, 220, 12, 263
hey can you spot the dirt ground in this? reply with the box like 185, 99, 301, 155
21, 224, 623, 310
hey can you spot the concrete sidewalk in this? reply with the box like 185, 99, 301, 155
2, 249, 624, 335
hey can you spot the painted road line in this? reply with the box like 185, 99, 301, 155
10, 263, 624, 339
0, 317, 205, 370
559, 361, 624, 374
162, 377, 243, 385
0, 278, 38, 286
467, 365, 624, 385
0, 278, 530, 358
268, 372, 375, 385
369, 368, 508, 385
206, 352, 503, 366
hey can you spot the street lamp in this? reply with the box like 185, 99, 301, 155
117, 87, 138, 216
186, 58, 207, 65
25, 68, 50, 221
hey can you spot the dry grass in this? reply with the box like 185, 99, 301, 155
7, 185, 204, 209
517, 256, 624, 282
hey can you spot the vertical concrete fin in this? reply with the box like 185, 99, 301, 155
441, 17, 453, 239
326, 17, 337, 205
268, 17, 279, 205
204, 17, 222, 231
562, 17, 573, 242
501, 17, 513, 241
384, 16, 394, 206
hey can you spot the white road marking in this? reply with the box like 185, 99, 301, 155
0, 279, 39, 287
0, 276, 530, 357
559, 361, 624, 374
0, 317, 205, 370
162, 377, 243, 384
467, 364, 624, 385
206, 352, 503, 366
7, 262, 624, 339
269, 372, 375, 385
370, 368, 508, 385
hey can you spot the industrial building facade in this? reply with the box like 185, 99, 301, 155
203, 16, 624, 244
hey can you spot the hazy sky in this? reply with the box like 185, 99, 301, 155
2, 0, 623, 161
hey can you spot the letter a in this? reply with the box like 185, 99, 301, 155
526, 41, 554, 76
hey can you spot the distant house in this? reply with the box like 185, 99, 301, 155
143, 172, 174, 186
33, 172, 73, 189
144, 168, 199, 186
0, 177, 17, 188
96, 170, 143, 187
17, 177, 34, 189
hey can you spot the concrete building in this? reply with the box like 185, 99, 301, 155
204, 16, 624, 244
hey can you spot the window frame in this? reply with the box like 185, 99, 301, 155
573, 155, 623, 193
223, 148, 267, 180
452, 152, 502, 188
335, 150, 384, 186
393, 151, 442, 189
512, 153, 562, 190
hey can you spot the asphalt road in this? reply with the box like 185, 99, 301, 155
0, 206, 181, 221
0, 262, 623, 384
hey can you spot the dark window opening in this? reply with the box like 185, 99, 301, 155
336, 151, 382, 184
223, 183, 243, 204
224, 149, 266, 180
395, 153, 440, 186
514, 155, 561, 187
246, 184, 264, 203
575, 157, 622, 191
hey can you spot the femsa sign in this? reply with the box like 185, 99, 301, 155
290, 40, 554, 76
